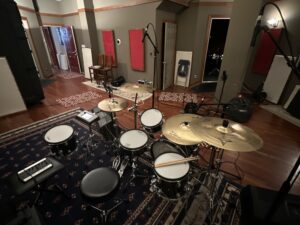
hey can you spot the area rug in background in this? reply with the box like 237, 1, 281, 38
0, 109, 241, 225
159, 92, 199, 103
260, 104, 300, 128
192, 83, 217, 93
82, 80, 152, 102
56, 91, 101, 107
56, 72, 84, 80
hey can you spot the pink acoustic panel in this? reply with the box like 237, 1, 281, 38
129, 29, 144, 71
101, 30, 117, 66
252, 28, 282, 75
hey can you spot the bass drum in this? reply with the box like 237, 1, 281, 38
44, 124, 77, 156
151, 140, 190, 200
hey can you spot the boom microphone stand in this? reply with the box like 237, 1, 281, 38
143, 23, 159, 108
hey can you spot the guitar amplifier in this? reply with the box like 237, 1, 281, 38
224, 96, 253, 123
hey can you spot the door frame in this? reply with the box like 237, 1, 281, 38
200, 15, 230, 84
161, 21, 177, 90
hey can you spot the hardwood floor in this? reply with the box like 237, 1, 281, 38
1, 72, 300, 195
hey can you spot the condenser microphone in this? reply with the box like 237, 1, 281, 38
142, 26, 148, 43
250, 15, 262, 47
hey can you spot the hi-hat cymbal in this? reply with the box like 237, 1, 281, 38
162, 114, 203, 145
98, 98, 128, 112
190, 117, 263, 152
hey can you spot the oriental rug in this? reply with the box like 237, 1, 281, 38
0, 108, 241, 225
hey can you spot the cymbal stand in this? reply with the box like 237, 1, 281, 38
205, 146, 223, 224
128, 93, 139, 129
84, 121, 99, 166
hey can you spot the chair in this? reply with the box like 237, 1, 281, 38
101, 55, 114, 83
80, 167, 124, 224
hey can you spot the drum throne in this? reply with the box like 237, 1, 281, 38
80, 167, 125, 224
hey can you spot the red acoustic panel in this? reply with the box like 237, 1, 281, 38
252, 28, 282, 75
129, 29, 144, 71
101, 30, 117, 66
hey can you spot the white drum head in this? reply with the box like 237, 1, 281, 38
155, 153, 189, 179
120, 130, 148, 149
141, 109, 163, 127
45, 125, 74, 144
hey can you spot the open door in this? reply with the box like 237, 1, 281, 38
162, 22, 177, 90
60, 26, 81, 73
41, 26, 59, 68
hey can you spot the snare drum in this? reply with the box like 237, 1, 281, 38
44, 125, 77, 156
119, 129, 148, 154
140, 108, 163, 133
154, 153, 190, 200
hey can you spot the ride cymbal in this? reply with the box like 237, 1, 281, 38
190, 117, 263, 152
162, 114, 203, 145
98, 98, 128, 112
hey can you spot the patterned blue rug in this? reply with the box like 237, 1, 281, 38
0, 108, 241, 225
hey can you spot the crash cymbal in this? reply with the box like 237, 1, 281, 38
190, 117, 263, 152
120, 83, 154, 93
98, 98, 128, 112
162, 114, 203, 145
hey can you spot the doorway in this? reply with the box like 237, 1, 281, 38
201, 17, 230, 83
41, 25, 81, 73
161, 22, 177, 90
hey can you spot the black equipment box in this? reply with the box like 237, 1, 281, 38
111, 76, 125, 87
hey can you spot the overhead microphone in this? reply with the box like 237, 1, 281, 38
250, 14, 263, 47
142, 25, 148, 43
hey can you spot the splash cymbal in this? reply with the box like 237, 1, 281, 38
190, 117, 263, 152
98, 98, 128, 112
162, 114, 203, 145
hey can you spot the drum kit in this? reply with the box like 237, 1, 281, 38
43, 90, 264, 204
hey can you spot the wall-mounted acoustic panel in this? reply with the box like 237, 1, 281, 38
263, 55, 292, 104
252, 29, 282, 75
101, 30, 117, 66
129, 29, 144, 71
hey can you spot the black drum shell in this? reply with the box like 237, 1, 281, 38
44, 125, 77, 156
118, 129, 149, 155
151, 140, 190, 200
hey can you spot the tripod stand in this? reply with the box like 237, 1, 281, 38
143, 23, 159, 108
128, 93, 139, 129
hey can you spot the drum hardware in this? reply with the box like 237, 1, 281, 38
76, 111, 101, 166
128, 93, 138, 129
98, 97, 127, 139
118, 129, 150, 192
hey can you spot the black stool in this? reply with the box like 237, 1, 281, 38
80, 167, 124, 224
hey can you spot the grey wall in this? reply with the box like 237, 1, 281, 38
214, 0, 264, 102
94, 2, 160, 83
243, 0, 300, 105
176, 3, 232, 86
156, 9, 177, 89
18, 10, 53, 78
